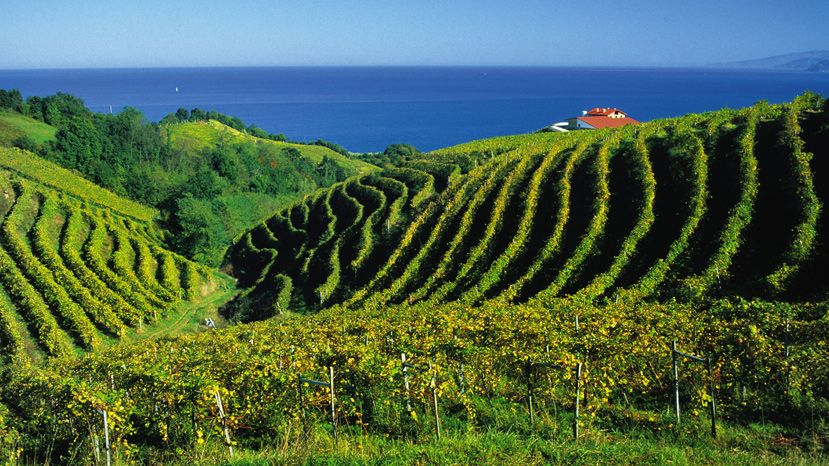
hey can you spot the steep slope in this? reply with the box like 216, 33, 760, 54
0, 147, 228, 364
226, 96, 828, 320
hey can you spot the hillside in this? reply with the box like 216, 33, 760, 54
226, 96, 828, 317
0, 97, 827, 464
166, 119, 379, 175
0, 110, 56, 146
0, 147, 231, 364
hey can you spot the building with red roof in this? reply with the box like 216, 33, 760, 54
567, 107, 638, 130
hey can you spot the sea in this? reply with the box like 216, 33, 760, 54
1, 66, 828, 153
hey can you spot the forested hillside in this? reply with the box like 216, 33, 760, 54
0, 89, 378, 265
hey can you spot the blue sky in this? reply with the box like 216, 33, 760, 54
1, 0, 827, 68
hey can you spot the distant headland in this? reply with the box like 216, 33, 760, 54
713, 50, 829, 72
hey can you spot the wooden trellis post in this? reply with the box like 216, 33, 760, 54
671, 340, 717, 437
214, 389, 234, 457
96, 409, 111, 466
298, 367, 337, 442
574, 363, 582, 440
428, 359, 441, 440
401, 352, 412, 413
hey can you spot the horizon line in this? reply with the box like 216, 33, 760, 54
0, 63, 802, 72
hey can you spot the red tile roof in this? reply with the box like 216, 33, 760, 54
576, 116, 639, 129
586, 107, 627, 116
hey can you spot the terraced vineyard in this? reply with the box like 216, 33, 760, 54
0, 147, 224, 363
227, 98, 827, 318
2, 97, 828, 464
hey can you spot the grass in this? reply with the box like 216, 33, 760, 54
165, 120, 379, 175
125, 401, 827, 465
0, 111, 56, 146
219, 191, 309, 244
119, 273, 238, 343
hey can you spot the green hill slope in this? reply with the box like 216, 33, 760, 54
0, 147, 231, 364
0, 110, 56, 146
2, 97, 828, 465
226, 96, 828, 319
166, 119, 379, 175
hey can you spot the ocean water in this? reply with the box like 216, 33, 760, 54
1, 66, 828, 152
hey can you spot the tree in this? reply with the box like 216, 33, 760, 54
54, 117, 103, 170
11, 135, 37, 152
315, 156, 348, 185
0, 89, 25, 112
190, 108, 207, 121
382, 143, 420, 165
169, 196, 229, 266
175, 108, 190, 122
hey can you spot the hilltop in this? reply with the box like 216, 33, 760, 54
165, 118, 378, 175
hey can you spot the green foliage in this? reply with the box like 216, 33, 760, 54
763, 102, 821, 293
1, 184, 99, 349
420, 153, 521, 304
31, 196, 126, 335
623, 124, 708, 300
496, 140, 593, 303
575, 130, 656, 301
468, 139, 575, 302
0, 89, 25, 113
3, 298, 827, 463
229, 94, 828, 319
0, 89, 377, 265
0, 147, 157, 222
680, 108, 760, 297
168, 196, 230, 266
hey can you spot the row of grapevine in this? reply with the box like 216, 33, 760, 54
762, 102, 821, 293
453, 147, 549, 303
228, 98, 828, 318
0, 147, 158, 222
344, 170, 475, 308
225, 161, 464, 314
5, 297, 827, 462
464, 138, 577, 302
619, 124, 709, 299
679, 108, 760, 297
421, 155, 527, 303
529, 134, 617, 305
107, 224, 171, 313
31, 195, 126, 335
0, 299, 23, 360
0, 185, 72, 357
384, 168, 436, 209
345, 179, 386, 271
363, 174, 408, 232
494, 140, 593, 303
378, 154, 518, 306
574, 128, 656, 301
59, 205, 144, 326
131, 238, 178, 303
0, 184, 100, 349
81, 213, 157, 318
0, 160, 220, 359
